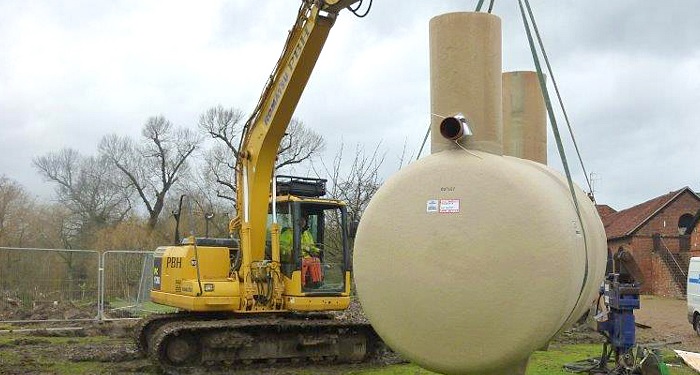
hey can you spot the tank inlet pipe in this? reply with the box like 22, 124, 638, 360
439, 113, 472, 141
438, 114, 481, 158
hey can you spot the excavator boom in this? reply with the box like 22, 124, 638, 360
233, 1, 362, 268
235, 2, 336, 266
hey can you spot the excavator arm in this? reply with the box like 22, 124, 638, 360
231, 0, 362, 301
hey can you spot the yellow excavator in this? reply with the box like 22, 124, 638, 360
135, 1, 383, 373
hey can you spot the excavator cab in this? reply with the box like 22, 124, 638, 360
269, 176, 351, 296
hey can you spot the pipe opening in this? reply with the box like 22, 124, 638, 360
439, 115, 471, 141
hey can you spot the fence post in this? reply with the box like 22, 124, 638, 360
98, 252, 105, 320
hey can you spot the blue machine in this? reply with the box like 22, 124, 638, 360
566, 248, 668, 374
597, 273, 641, 355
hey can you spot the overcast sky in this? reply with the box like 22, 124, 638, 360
1, 1, 699, 211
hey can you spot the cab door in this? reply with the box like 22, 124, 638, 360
281, 202, 350, 297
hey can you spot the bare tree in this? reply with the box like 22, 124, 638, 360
319, 142, 385, 224
199, 105, 326, 204
396, 136, 415, 170
199, 106, 245, 203
0, 178, 77, 249
170, 174, 238, 242
204, 144, 237, 202
276, 119, 325, 170
0, 176, 33, 247
99, 116, 201, 229
33, 149, 131, 245
308, 141, 385, 265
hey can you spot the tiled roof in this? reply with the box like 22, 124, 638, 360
595, 205, 617, 219
601, 187, 698, 240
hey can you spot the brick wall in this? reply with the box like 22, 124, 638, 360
643, 193, 700, 297
693, 225, 700, 252
629, 236, 654, 294
608, 237, 685, 297
607, 191, 700, 297
651, 253, 686, 297
621, 236, 686, 297
635, 191, 700, 239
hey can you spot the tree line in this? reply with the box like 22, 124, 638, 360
0, 106, 391, 252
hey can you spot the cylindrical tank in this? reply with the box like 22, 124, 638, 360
353, 150, 607, 375
430, 12, 502, 155
353, 11, 607, 375
502, 71, 547, 164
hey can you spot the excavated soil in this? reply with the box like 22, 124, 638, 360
0, 296, 98, 321
0, 296, 696, 374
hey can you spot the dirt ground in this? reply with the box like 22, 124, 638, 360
0, 295, 97, 321
0, 295, 697, 375
635, 295, 700, 352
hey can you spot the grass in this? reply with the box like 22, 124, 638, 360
350, 364, 434, 375
47, 362, 112, 374
0, 332, 696, 374
0, 332, 144, 375
0, 349, 21, 362
348, 344, 696, 375
662, 350, 697, 375
0, 351, 111, 375
528, 344, 602, 375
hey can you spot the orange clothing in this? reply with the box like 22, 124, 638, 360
302, 257, 323, 285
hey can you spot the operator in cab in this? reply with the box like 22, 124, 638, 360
299, 216, 319, 258
279, 215, 323, 286
280, 215, 318, 258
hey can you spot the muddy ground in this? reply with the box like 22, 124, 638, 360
0, 295, 697, 375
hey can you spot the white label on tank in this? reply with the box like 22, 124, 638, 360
439, 199, 460, 213
426, 199, 439, 213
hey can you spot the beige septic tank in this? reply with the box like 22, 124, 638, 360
503, 71, 547, 164
353, 11, 607, 375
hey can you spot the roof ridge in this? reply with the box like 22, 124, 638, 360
621, 188, 684, 213
602, 187, 698, 240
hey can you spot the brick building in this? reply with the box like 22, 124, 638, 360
690, 210, 700, 252
597, 187, 700, 297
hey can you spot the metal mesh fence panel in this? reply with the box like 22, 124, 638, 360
100, 250, 174, 319
0, 247, 99, 323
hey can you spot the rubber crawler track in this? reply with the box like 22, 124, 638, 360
135, 313, 387, 375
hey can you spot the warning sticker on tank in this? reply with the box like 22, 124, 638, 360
426, 200, 438, 213
439, 199, 460, 213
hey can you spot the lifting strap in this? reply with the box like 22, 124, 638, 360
517, 0, 591, 326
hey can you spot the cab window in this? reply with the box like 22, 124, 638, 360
266, 202, 293, 262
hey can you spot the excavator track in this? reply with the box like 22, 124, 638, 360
135, 313, 386, 374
